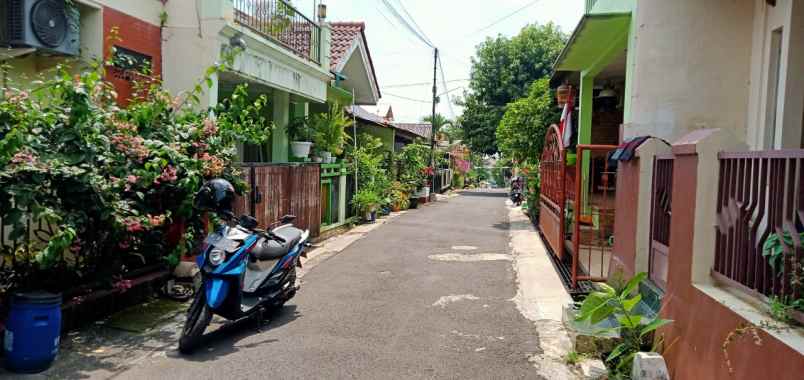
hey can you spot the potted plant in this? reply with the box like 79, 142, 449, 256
388, 181, 410, 212
352, 189, 381, 223
287, 117, 314, 159
311, 102, 352, 163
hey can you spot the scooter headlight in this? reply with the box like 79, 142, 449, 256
208, 248, 226, 266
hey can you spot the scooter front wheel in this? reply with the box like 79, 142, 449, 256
179, 290, 212, 354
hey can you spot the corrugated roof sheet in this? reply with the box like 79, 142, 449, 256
393, 122, 432, 139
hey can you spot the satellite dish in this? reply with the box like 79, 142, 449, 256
30, 0, 67, 48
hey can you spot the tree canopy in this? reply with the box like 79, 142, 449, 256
422, 113, 452, 135
458, 23, 566, 155
496, 78, 561, 163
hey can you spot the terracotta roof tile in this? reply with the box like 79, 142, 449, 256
330, 22, 364, 70
330, 22, 380, 98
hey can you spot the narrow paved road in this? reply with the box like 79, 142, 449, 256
120, 190, 543, 379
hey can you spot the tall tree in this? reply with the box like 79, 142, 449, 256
496, 78, 561, 163
458, 23, 566, 154
422, 113, 452, 135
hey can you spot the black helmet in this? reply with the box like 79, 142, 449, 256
195, 178, 236, 215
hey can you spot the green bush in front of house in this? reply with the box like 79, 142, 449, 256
0, 56, 270, 294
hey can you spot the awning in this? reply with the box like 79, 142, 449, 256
551, 13, 631, 85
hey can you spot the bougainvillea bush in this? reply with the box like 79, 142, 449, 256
0, 60, 270, 293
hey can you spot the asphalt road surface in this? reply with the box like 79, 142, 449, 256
117, 190, 544, 380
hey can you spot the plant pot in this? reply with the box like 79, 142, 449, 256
408, 198, 419, 209
313, 156, 323, 163
290, 141, 313, 158
556, 83, 570, 107
328, 156, 337, 163
320, 151, 332, 162
791, 309, 804, 325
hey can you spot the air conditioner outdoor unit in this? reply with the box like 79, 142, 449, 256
0, 0, 80, 56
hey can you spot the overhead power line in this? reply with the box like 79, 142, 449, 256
394, 0, 434, 47
381, 78, 470, 89
383, 91, 433, 103
470, 0, 542, 35
440, 87, 465, 96
380, 0, 434, 48
383, 87, 467, 103
438, 56, 456, 119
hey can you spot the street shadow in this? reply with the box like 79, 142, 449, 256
175, 304, 301, 362
457, 190, 508, 198
0, 324, 180, 380
491, 221, 511, 230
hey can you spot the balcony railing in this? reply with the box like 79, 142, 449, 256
233, 0, 321, 64
713, 149, 804, 301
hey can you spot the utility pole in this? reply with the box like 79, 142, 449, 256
430, 48, 438, 195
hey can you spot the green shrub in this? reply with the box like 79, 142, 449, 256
0, 52, 270, 293
310, 102, 352, 156
396, 142, 430, 191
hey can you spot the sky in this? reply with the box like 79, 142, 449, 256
302, 0, 585, 123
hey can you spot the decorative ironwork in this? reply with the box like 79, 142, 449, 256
714, 150, 804, 300
539, 125, 572, 260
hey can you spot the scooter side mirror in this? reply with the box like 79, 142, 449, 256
239, 215, 258, 229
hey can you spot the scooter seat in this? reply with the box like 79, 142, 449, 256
250, 225, 303, 261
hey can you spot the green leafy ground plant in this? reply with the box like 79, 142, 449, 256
575, 273, 672, 379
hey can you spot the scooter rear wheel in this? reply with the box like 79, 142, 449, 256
179, 290, 212, 354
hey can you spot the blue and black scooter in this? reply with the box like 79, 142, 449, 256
179, 179, 310, 353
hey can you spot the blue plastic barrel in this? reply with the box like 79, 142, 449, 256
3, 292, 62, 373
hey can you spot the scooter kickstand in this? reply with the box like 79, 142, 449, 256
255, 306, 266, 332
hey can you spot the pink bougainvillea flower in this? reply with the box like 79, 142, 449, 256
192, 141, 209, 152
69, 238, 83, 253
111, 134, 150, 161
124, 218, 144, 233
158, 165, 178, 183
200, 153, 224, 177
5, 90, 29, 104
113, 120, 137, 133
203, 118, 218, 137
113, 279, 133, 293
127, 175, 138, 184
10, 151, 37, 165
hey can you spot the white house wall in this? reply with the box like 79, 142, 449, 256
626, 0, 754, 143
160, 0, 329, 107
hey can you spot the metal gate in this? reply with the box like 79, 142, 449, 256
649, 155, 674, 290
571, 144, 619, 287
539, 125, 569, 258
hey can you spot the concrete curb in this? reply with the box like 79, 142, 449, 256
505, 201, 585, 380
